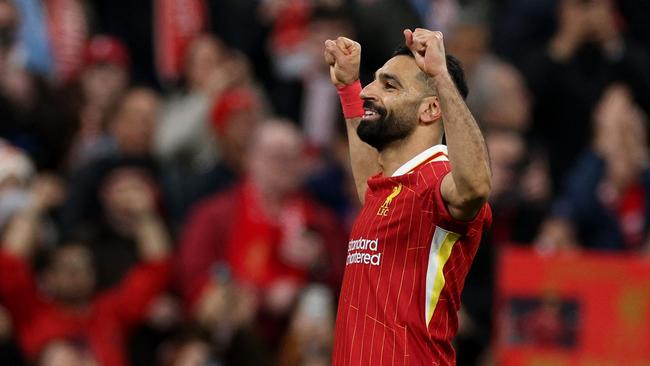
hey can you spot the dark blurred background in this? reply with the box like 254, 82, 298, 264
0, 0, 649, 365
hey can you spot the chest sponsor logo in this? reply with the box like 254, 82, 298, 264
377, 183, 402, 216
346, 238, 381, 266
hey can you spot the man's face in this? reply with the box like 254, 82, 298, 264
248, 123, 306, 198
100, 167, 156, 232
358, 56, 429, 151
81, 63, 128, 108
111, 89, 159, 156
185, 36, 225, 91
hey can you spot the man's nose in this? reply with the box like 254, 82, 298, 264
360, 81, 378, 101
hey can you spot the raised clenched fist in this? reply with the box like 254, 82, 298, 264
404, 28, 448, 79
323, 36, 361, 88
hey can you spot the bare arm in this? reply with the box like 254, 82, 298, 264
343, 116, 380, 203
2, 175, 65, 258
406, 29, 491, 220
324, 37, 380, 203
114, 173, 171, 262
133, 213, 171, 262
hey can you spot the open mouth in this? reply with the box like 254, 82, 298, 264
362, 102, 384, 122
362, 108, 380, 121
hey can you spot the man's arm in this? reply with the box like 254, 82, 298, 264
324, 37, 380, 203
405, 29, 491, 220
0, 175, 64, 324
112, 172, 172, 262
105, 175, 171, 328
3, 175, 65, 258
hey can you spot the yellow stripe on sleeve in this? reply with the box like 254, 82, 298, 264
425, 228, 461, 326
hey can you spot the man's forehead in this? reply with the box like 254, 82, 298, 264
377, 55, 421, 80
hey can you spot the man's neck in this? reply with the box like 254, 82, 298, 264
378, 139, 435, 177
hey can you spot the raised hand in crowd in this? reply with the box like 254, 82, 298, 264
550, 0, 622, 61
3, 174, 65, 258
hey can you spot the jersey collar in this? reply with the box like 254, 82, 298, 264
391, 145, 448, 177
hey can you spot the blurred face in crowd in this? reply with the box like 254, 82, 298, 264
100, 167, 156, 233
184, 35, 226, 91
558, 0, 618, 45
447, 23, 489, 74
110, 88, 159, 156
477, 63, 530, 131
485, 130, 525, 199
81, 63, 129, 109
219, 107, 261, 171
45, 245, 96, 307
593, 84, 648, 188
359, 55, 436, 151
307, 15, 353, 73
39, 341, 97, 366
248, 121, 306, 199
171, 339, 211, 366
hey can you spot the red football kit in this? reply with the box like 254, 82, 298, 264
332, 145, 492, 365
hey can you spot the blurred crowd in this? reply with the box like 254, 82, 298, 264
0, 0, 649, 365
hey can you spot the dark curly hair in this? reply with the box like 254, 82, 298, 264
392, 45, 469, 100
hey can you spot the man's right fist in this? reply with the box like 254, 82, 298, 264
323, 37, 361, 88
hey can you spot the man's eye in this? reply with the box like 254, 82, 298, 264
384, 83, 396, 90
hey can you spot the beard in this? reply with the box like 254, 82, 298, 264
357, 100, 416, 152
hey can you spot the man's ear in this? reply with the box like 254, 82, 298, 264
418, 96, 441, 125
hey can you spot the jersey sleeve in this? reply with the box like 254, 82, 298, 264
101, 258, 171, 330
175, 195, 232, 310
0, 249, 44, 326
422, 162, 492, 235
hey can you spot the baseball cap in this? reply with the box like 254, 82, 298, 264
85, 35, 130, 68
210, 87, 259, 135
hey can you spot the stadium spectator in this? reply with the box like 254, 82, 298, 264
105, 88, 160, 159
66, 36, 131, 170
537, 84, 650, 251
0, 167, 171, 366
277, 284, 335, 366
160, 83, 264, 228
466, 57, 531, 133
446, 18, 490, 79
300, 6, 353, 149
154, 34, 230, 171
521, 0, 650, 190
0, 140, 35, 229
37, 340, 98, 366
62, 87, 160, 231
76, 166, 168, 289
177, 120, 346, 355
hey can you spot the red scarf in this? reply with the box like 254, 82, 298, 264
226, 181, 311, 288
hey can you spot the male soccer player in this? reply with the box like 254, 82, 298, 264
324, 28, 492, 365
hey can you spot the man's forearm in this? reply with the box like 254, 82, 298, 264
345, 116, 380, 203
434, 73, 491, 203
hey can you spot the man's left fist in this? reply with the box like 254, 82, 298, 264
404, 28, 448, 79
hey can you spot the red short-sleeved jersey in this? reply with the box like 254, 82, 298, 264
332, 145, 492, 366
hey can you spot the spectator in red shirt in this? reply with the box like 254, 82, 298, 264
537, 84, 650, 252
0, 170, 172, 366
176, 120, 346, 353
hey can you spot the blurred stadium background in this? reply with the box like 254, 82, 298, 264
1, 0, 649, 365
